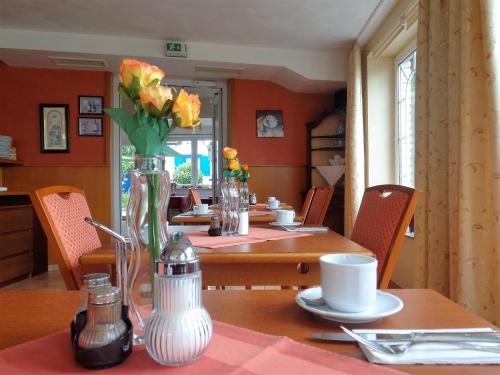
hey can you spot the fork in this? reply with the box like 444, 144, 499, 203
340, 326, 500, 355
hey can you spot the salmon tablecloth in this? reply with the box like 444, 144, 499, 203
186, 227, 311, 249
0, 320, 403, 375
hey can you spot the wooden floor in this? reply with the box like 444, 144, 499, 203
1, 268, 66, 291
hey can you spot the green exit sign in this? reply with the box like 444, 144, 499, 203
165, 41, 187, 58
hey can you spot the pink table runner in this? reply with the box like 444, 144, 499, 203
0, 320, 402, 374
187, 228, 311, 249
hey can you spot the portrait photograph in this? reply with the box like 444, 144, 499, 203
78, 117, 103, 136
79, 95, 103, 115
39, 104, 69, 153
256, 110, 284, 138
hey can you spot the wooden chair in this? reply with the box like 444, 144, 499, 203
30, 186, 103, 290
350, 184, 420, 289
303, 186, 334, 225
299, 186, 316, 220
188, 187, 202, 206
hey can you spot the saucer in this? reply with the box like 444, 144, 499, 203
192, 209, 214, 217
269, 221, 301, 227
295, 287, 404, 324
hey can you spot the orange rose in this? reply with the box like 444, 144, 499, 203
228, 159, 240, 171
139, 86, 173, 116
223, 147, 238, 159
172, 89, 201, 128
119, 59, 165, 89
242, 163, 249, 172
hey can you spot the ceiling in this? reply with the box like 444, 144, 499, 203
0, 0, 395, 92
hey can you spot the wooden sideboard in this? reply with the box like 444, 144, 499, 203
0, 192, 47, 286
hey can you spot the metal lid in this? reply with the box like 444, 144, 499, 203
156, 232, 200, 275
89, 286, 121, 305
82, 273, 110, 289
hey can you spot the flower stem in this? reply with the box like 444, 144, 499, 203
147, 173, 161, 303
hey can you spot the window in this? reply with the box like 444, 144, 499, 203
396, 49, 416, 188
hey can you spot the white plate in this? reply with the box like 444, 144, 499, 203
295, 287, 404, 324
269, 221, 302, 227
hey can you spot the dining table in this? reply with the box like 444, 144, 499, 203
0, 289, 498, 374
171, 203, 301, 224
79, 225, 372, 286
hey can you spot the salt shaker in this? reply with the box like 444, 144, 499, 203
75, 273, 110, 316
249, 192, 257, 205
78, 286, 127, 349
145, 232, 212, 366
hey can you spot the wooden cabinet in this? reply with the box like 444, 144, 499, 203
0, 193, 47, 286
306, 111, 345, 234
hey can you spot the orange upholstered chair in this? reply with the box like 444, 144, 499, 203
30, 186, 103, 290
299, 186, 316, 219
350, 184, 420, 288
188, 187, 202, 206
303, 186, 334, 225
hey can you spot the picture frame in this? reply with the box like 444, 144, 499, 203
78, 117, 103, 137
256, 110, 284, 138
79, 95, 103, 115
39, 104, 70, 153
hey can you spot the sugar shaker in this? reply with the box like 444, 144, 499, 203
78, 286, 127, 349
145, 232, 212, 366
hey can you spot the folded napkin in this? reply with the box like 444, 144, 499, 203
356, 328, 500, 365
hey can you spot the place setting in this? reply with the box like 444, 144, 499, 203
296, 254, 500, 365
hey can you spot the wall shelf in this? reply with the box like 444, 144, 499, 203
0, 159, 23, 166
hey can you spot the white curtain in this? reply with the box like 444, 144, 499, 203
414, 0, 500, 324
344, 43, 365, 237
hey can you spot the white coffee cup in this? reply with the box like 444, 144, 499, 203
276, 209, 295, 224
193, 203, 209, 215
268, 199, 280, 209
267, 196, 276, 203
320, 254, 377, 313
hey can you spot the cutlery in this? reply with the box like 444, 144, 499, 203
312, 331, 500, 343
340, 326, 500, 355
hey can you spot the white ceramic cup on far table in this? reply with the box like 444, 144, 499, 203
268, 199, 280, 209
276, 210, 295, 224
320, 254, 377, 313
193, 204, 209, 215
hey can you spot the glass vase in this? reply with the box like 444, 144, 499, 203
221, 177, 240, 236
239, 181, 249, 210
127, 155, 170, 344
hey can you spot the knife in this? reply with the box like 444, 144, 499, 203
312, 331, 500, 343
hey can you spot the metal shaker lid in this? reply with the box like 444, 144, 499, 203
89, 286, 121, 305
156, 231, 200, 275
82, 273, 110, 288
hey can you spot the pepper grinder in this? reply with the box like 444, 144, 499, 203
145, 232, 212, 366
75, 273, 111, 317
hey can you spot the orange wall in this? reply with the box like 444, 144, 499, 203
229, 79, 332, 166
0, 66, 108, 166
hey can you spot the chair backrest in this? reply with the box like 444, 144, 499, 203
300, 186, 316, 219
30, 186, 102, 290
188, 187, 202, 206
350, 184, 420, 289
304, 186, 334, 225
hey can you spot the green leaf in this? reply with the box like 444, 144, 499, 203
161, 99, 173, 114
147, 78, 160, 87
128, 124, 162, 156
159, 118, 170, 140
104, 108, 137, 135
160, 145, 182, 157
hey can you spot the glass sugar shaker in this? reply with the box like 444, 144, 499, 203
145, 232, 212, 366
75, 273, 110, 316
78, 286, 127, 349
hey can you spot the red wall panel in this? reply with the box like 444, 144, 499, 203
0, 66, 107, 166
229, 79, 332, 166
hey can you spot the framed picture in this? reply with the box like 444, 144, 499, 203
79, 95, 103, 115
39, 104, 70, 153
256, 110, 284, 137
78, 117, 103, 136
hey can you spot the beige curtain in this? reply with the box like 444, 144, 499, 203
415, 0, 500, 324
345, 43, 365, 237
